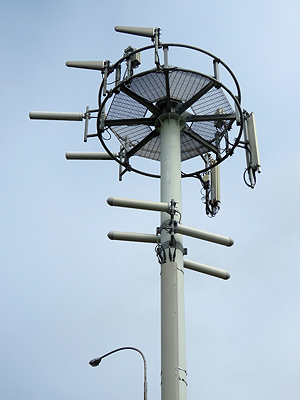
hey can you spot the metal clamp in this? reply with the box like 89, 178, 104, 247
156, 237, 187, 264
178, 366, 188, 386
155, 200, 187, 264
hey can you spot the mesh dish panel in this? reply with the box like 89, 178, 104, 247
108, 90, 148, 119
110, 125, 152, 151
106, 69, 234, 161
129, 71, 167, 102
168, 70, 210, 102
191, 86, 233, 115
136, 136, 161, 160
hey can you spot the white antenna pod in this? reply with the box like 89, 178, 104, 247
247, 113, 261, 171
175, 223, 233, 247
210, 163, 220, 206
107, 196, 170, 213
115, 26, 156, 38
66, 60, 106, 71
234, 96, 241, 125
183, 259, 230, 280
107, 231, 158, 243
243, 112, 261, 188
115, 26, 161, 67
29, 111, 83, 121
65, 152, 117, 160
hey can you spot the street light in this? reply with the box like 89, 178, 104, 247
89, 346, 147, 400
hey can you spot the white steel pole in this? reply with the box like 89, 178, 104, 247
157, 113, 187, 400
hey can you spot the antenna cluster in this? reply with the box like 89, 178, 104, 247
243, 112, 261, 188
29, 26, 261, 400
106, 196, 232, 280
29, 24, 261, 219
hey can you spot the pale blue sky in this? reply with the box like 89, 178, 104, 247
1, 1, 300, 399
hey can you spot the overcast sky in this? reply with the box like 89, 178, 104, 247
1, 1, 300, 399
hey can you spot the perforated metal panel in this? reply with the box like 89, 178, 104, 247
106, 68, 234, 162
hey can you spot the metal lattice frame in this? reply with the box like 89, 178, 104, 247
96, 43, 243, 179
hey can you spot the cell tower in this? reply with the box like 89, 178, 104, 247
30, 26, 260, 400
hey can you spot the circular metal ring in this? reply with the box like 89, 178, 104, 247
96, 43, 243, 179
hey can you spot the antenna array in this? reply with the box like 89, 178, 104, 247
29, 26, 261, 400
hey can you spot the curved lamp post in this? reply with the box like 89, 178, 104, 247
89, 346, 147, 400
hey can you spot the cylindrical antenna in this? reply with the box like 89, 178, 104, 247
184, 259, 230, 280
115, 65, 121, 92
107, 231, 159, 243
83, 106, 89, 142
210, 163, 220, 206
247, 113, 261, 170
115, 26, 155, 38
243, 114, 256, 187
29, 111, 83, 121
66, 61, 105, 71
213, 59, 221, 88
107, 196, 170, 213
175, 223, 233, 247
234, 96, 241, 125
163, 46, 169, 68
65, 152, 116, 160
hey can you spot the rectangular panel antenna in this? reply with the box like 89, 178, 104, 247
247, 113, 261, 170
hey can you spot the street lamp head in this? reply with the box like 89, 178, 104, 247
89, 357, 102, 367
88, 347, 147, 400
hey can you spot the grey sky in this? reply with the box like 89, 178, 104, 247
1, 0, 300, 399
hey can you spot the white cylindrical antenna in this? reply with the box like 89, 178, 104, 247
243, 116, 255, 187
184, 259, 230, 280
107, 231, 159, 243
247, 113, 261, 170
234, 96, 241, 125
175, 224, 233, 247
115, 26, 155, 38
213, 59, 220, 86
107, 196, 170, 212
66, 61, 105, 71
163, 46, 169, 68
115, 65, 121, 92
29, 111, 83, 121
65, 152, 117, 160
83, 106, 89, 142
210, 163, 220, 205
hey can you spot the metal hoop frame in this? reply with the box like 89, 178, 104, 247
95, 42, 244, 179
